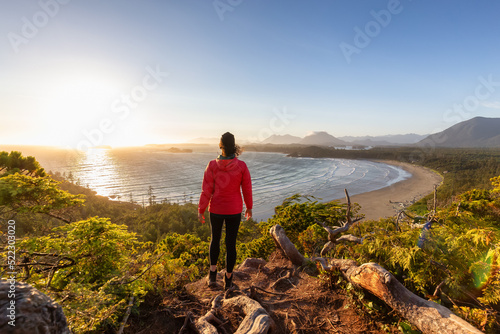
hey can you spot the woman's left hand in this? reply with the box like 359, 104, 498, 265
198, 212, 205, 224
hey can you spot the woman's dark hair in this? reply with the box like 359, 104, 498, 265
220, 132, 241, 156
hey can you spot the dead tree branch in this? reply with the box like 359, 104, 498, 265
317, 189, 364, 256
117, 296, 135, 334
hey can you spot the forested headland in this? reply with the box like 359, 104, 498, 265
1, 147, 499, 333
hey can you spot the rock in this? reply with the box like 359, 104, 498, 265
0, 279, 70, 334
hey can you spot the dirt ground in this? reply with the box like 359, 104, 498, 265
124, 252, 406, 334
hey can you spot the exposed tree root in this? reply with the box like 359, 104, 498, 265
193, 295, 224, 334
188, 291, 274, 334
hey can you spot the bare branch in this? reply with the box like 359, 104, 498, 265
270, 225, 306, 267
110, 252, 166, 285
336, 234, 363, 244
318, 189, 364, 256
117, 296, 135, 334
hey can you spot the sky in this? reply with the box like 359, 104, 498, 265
1, 0, 500, 149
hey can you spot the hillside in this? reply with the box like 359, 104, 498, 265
126, 254, 402, 333
340, 133, 428, 146
418, 116, 500, 148
2, 149, 499, 333
260, 133, 428, 147
261, 134, 302, 145
299, 131, 347, 146
260, 132, 347, 146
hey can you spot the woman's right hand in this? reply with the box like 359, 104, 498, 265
198, 212, 205, 224
244, 208, 252, 220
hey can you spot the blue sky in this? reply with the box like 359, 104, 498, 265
1, 0, 500, 148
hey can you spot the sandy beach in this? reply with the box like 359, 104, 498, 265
338, 161, 443, 220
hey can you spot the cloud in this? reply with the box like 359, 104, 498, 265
481, 101, 500, 109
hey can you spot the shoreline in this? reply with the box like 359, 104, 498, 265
337, 161, 443, 220
4, 145, 443, 221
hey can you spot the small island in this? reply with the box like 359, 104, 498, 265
163, 147, 192, 153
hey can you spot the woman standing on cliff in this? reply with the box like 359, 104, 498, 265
198, 132, 253, 290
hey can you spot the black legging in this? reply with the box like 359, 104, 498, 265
209, 212, 241, 273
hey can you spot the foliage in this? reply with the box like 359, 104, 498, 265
0, 173, 85, 217
119, 202, 209, 242
245, 176, 500, 332
241, 194, 349, 260
4, 149, 500, 332
0, 151, 85, 234
349, 176, 500, 332
157, 233, 209, 270
0, 150, 46, 177
298, 224, 328, 258
13, 217, 148, 332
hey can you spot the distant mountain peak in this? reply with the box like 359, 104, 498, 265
418, 116, 500, 148
261, 134, 302, 145
299, 131, 347, 146
339, 133, 428, 146
261, 131, 430, 147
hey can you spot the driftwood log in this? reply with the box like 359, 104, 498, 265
269, 188, 484, 334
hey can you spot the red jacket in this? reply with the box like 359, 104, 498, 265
198, 157, 252, 215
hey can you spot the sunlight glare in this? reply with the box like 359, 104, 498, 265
37, 71, 122, 147
74, 148, 123, 198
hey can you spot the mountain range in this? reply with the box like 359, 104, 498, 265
261, 132, 348, 146
261, 131, 426, 147
260, 117, 500, 148
417, 116, 500, 148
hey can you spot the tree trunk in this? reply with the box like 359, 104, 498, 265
270, 224, 306, 267
317, 259, 484, 334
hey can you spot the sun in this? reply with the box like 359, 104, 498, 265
21, 66, 176, 149
37, 72, 124, 148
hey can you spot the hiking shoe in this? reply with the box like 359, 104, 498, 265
224, 273, 233, 291
208, 270, 217, 287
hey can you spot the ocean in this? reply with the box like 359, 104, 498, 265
8, 146, 411, 221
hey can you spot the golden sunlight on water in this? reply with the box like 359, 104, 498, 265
76, 148, 122, 199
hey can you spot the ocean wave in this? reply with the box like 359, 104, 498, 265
34, 150, 411, 220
